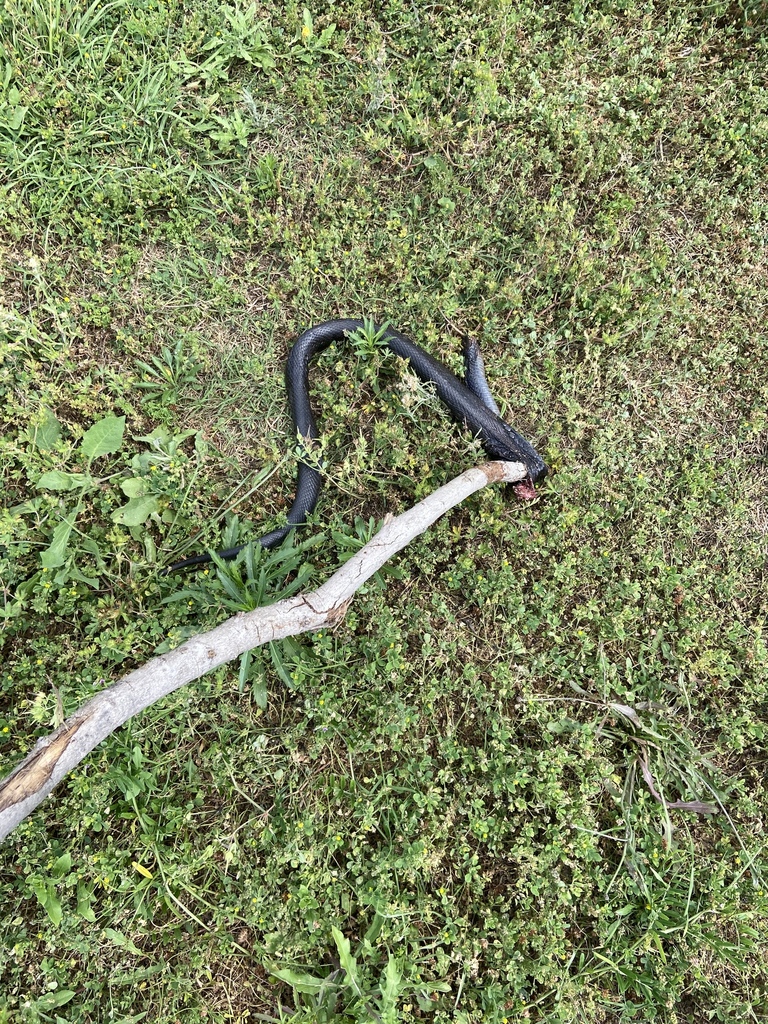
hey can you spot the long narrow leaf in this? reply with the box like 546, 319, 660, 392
331, 927, 363, 997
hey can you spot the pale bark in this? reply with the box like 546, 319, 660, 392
0, 461, 527, 843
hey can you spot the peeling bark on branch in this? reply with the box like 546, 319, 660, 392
0, 461, 527, 844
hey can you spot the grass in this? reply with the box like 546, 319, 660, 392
1, 0, 767, 1020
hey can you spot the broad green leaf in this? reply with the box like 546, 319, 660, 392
111, 496, 159, 527
36, 471, 88, 492
30, 407, 62, 450
267, 966, 325, 994
269, 641, 295, 688
30, 879, 62, 926
32, 990, 76, 1010
121, 477, 149, 498
68, 566, 100, 589
44, 897, 62, 929
364, 911, 385, 945
161, 589, 200, 605
80, 415, 125, 459
41, 507, 81, 569
332, 926, 362, 994
77, 883, 96, 922
143, 533, 156, 562
104, 928, 143, 956
252, 677, 268, 710
5, 105, 28, 131
423, 154, 448, 173
134, 426, 196, 445
51, 853, 72, 877
380, 955, 403, 1004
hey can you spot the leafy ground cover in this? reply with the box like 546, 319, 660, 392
1, 0, 767, 1020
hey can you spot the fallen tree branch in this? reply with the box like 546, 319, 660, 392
0, 460, 527, 843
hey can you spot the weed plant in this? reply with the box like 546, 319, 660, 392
0, 0, 767, 1021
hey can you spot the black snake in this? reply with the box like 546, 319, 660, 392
165, 320, 546, 573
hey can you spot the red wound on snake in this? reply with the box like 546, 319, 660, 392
512, 478, 538, 501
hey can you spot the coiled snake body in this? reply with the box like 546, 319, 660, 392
166, 319, 546, 573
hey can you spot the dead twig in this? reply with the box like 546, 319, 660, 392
0, 460, 526, 844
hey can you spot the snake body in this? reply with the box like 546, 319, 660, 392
165, 319, 546, 573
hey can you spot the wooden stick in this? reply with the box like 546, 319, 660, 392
0, 461, 527, 843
